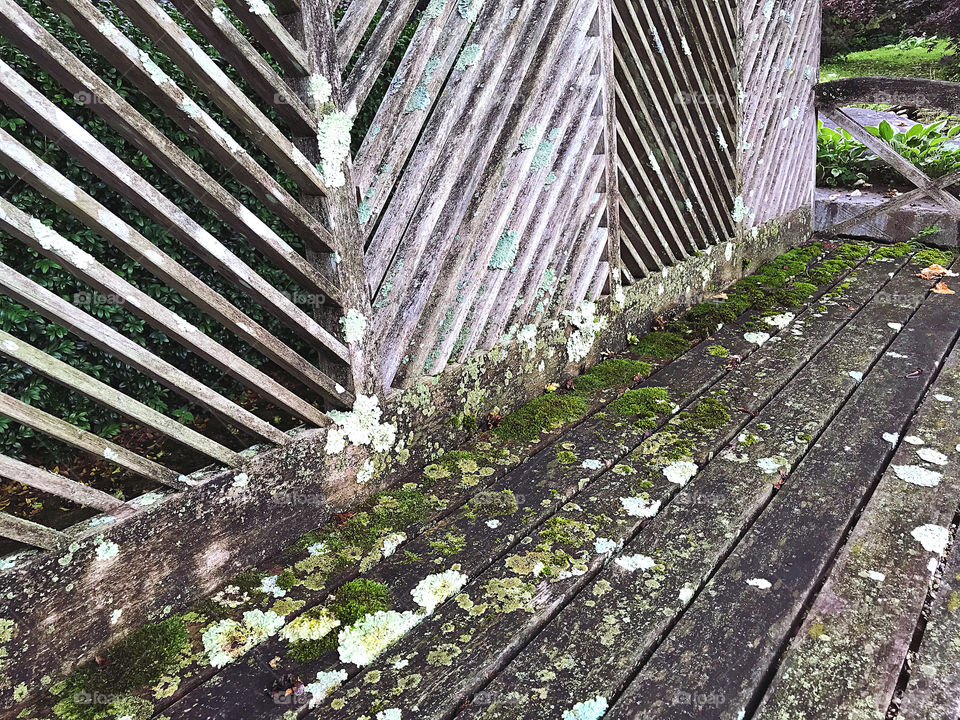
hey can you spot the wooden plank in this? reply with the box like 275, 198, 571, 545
597, 0, 619, 294
0, 330, 240, 466
0, 59, 350, 362
755, 264, 960, 718
605, 264, 960, 719
164, 0, 315, 135
219, 0, 311, 75
302, 251, 895, 720
0, 513, 68, 551
0, 454, 125, 511
453, 257, 927, 720
823, 107, 960, 216
0, 393, 184, 488
0, 191, 336, 424
0, 124, 351, 407
817, 77, 960, 115
335, 0, 386, 67
0, 266, 292, 447
898, 534, 960, 720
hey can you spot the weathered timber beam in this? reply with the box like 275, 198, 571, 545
334, 0, 386, 67
0, 454, 125, 511
0, 330, 241, 466
598, 0, 620, 295
816, 76, 960, 114
0, 393, 184, 488
0, 59, 350, 361
0, 265, 292, 446
0, 512, 68, 551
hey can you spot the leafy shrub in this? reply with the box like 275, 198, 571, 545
816, 119, 960, 189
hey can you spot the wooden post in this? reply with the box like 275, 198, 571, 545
282, 0, 382, 399
598, 0, 623, 293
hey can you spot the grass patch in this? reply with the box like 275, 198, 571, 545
821, 38, 954, 81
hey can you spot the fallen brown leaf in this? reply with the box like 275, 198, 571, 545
933, 281, 956, 295
917, 264, 959, 280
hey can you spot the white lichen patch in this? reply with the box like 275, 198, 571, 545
911, 524, 950, 553
888, 322, 903, 332
307, 74, 332, 106
582, 459, 603, 470
848, 371, 863, 383
377, 710, 402, 720
325, 394, 397, 455
338, 610, 422, 667
746, 577, 772, 589
678, 586, 695, 605
94, 536, 119, 561
866, 570, 886, 582
357, 458, 375, 484
457, 0, 484, 22
744, 331, 770, 346
304, 669, 348, 707
260, 575, 287, 598
620, 496, 661, 518
411, 569, 469, 613
882, 432, 899, 445
247, 0, 271, 15
490, 230, 519, 269
381, 532, 406, 557
202, 610, 284, 668
594, 537, 619, 554
757, 456, 788, 474
317, 111, 353, 188
732, 195, 751, 224
30, 219, 95, 270
763, 312, 795, 330
486, 519, 501, 529
934, 394, 954, 403
904, 436, 925, 446
615, 553, 656, 572
517, 324, 537, 352
917, 448, 949, 466
893, 464, 942, 487
662, 460, 697, 486
564, 300, 608, 363
562, 695, 608, 720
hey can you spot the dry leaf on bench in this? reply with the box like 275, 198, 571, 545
932, 281, 955, 295
917, 264, 959, 280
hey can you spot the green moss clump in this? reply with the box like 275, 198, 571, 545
556, 450, 578, 464
776, 281, 817, 306
606, 387, 670, 429
276, 570, 298, 591
676, 396, 730, 432
871, 242, 912, 260
537, 516, 594, 548
912, 247, 954, 267
630, 331, 690, 359
53, 617, 188, 719
288, 579, 392, 661
493, 393, 588, 443
573, 358, 651, 393
836, 243, 870, 263
469, 489, 518, 517
706, 345, 730, 358
429, 532, 466, 556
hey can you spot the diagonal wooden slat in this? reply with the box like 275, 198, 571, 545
0, 330, 241, 467
218, 0, 310, 75
0, 512, 68, 551
0, 393, 184, 488
0, 454, 125, 511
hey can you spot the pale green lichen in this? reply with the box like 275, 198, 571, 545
457, 0, 484, 22
411, 569, 469, 612
518, 125, 540, 150
490, 230, 519, 269
455, 44, 484, 71
564, 300, 608, 362
341, 308, 367, 345
337, 610, 422, 666
317, 111, 353, 187
325, 394, 397, 454
201, 610, 284, 668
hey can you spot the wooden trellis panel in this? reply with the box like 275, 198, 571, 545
740, 0, 820, 228
348, 0, 612, 388
611, 0, 739, 283
0, 0, 369, 548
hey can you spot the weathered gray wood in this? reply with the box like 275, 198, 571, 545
0, 265, 292, 446
898, 533, 960, 720
823, 107, 960, 215
62, 0, 326, 194
597, 0, 619, 296
0, 454, 125, 511
0, 189, 336, 424
0, 59, 350, 363
219, 0, 310, 75
0, 330, 240, 466
0, 393, 184, 488
817, 77, 960, 115
755, 265, 960, 718
0, 513, 68, 551
607, 266, 960, 719
0, 123, 351, 407
342, 0, 421, 114
304, 250, 892, 720
334, 0, 385, 67
165, 0, 315, 134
